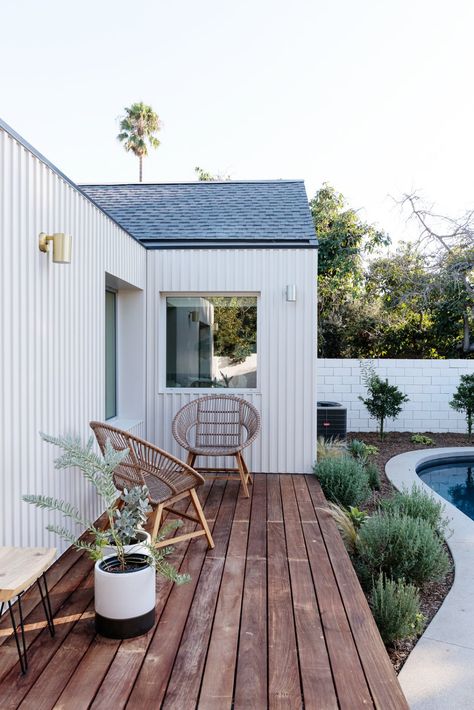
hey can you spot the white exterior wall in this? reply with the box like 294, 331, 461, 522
0, 127, 147, 549
318, 358, 474, 433
147, 248, 318, 473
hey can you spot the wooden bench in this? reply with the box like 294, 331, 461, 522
0, 547, 56, 674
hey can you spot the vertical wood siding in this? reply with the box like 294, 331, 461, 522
147, 248, 318, 474
0, 128, 146, 550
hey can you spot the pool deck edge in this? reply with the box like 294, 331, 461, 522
386, 447, 474, 710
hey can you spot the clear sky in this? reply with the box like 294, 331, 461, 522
2, 0, 474, 241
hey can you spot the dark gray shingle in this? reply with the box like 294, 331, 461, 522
80, 181, 317, 248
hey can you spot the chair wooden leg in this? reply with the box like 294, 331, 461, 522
187, 452, 197, 468
236, 453, 250, 498
190, 488, 215, 549
240, 453, 253, 485
151, 503, 164, 540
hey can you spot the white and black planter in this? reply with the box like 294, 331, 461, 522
94, 553, 155, 639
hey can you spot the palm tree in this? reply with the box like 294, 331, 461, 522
117, 103, 161, 182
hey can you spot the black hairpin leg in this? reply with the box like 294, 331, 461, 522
37, 573, 55, 637
4, 594, 28, 674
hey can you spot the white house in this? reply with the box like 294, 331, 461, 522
0, 117, 318, 550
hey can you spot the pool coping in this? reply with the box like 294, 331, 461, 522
385, 447, 474, 709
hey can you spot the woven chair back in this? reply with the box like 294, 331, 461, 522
195, 396, 244, 450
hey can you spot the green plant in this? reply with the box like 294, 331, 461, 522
365, 462, 381, 491
347, 439, 379, 463
23, 433, 189, 583
325, 503, 369, 554
112, 485, 151, 544
348, 506, 369, 528
359, 363, 409, 440
316, 436, 347, 461
450, 373, 474, 441
370, 574, 425, 645
411, 433, 435, 446
314, 457, 370, 508
356, 512, 449, 587
325, 503, 359, 554
380, 485, 450, 537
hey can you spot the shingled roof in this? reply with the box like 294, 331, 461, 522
80, 181, 317, 249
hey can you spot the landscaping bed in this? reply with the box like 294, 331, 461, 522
349, 431, 466, 671
316, 431, 470, 673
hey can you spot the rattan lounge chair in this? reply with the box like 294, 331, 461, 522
172, 395, 261, 498
90, 421, 214, 549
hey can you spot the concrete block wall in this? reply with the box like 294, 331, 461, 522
318, 359, 474, 433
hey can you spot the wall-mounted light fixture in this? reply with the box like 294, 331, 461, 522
286, 284, 296, 302
39, 232, 72, 264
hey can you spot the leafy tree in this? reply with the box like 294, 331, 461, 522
401, 193, 474, 354
194, 166, 231, 181
310, 184, 390, 357
194, 166, 215, 181
359, 364, 409, 440
210, 296, 256, 363
117, 103, 161, 182
450, 373, 474, 440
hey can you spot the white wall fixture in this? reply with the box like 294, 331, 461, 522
286, 284, 296, 302
38, 232, 72, 263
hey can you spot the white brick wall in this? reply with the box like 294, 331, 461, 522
318, 359, 474, 433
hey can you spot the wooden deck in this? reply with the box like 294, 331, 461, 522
0, 475, 407, 709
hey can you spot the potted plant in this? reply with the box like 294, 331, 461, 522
23, 432, 190, 639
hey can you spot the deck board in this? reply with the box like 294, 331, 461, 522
0, 475, 408, 709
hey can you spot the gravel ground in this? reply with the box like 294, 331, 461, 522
346, 431, 470, 672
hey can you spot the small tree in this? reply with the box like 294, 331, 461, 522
359, 363, 408, 440
450, 373, 474, 441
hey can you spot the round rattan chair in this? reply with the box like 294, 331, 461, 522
90, 421, 214, 549
172, 395, 261, 498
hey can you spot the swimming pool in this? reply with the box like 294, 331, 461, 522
417, 456, 474, 521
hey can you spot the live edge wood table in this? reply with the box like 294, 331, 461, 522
0, 547, 56, 674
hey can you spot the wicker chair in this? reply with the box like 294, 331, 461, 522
172, 395, 261, 498
90, 421, 214, 549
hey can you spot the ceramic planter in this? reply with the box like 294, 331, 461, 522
94, 553, 155, 639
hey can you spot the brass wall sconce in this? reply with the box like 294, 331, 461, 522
39, 233, 72, 264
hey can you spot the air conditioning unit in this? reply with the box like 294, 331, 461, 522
317, 401, 347, 440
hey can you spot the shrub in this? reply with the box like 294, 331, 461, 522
359, 363, 409, 440
411, 433, 435, 446
316, 436, 347, 461
314, 457, 370, 508
365, 462, 381, 491
380, 485, 450, 537
450, 373, 474, 441
356, 512, 449, 586
370, 574, 425, 645
347, 439, 379, 463
326, 503, 360, 554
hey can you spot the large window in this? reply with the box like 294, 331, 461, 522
105, 289, 117, 419
166, 296, 257, 389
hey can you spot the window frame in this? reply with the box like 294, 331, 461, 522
161, 291, 260, 394
105, 287, 118, 420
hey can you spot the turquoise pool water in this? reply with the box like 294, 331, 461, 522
417, 457, 474, 520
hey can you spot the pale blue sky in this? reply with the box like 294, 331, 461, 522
2, 0, 474, 241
